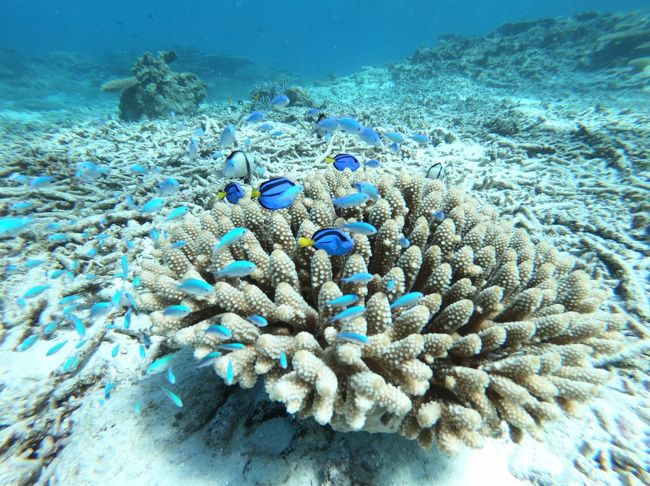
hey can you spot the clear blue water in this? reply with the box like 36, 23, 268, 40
1, 0, 648, 76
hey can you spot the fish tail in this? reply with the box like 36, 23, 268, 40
298, 237, 315, 248
251, 188, 261, 199
217, 191, 226, 200
324, 156, 335, 164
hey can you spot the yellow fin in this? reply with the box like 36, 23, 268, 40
217, 191, 226, 200
325, 156, 335, 164
251, 188, 261, 199
298, 237, 315, 248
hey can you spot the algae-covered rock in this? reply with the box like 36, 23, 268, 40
114, 51, 207, 121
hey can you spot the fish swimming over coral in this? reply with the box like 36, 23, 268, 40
217, 182, 245, 204
298, 228, 355, 256
252, 177, 301, 210
325, 153, 361, 172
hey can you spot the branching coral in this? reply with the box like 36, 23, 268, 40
137, 169, 625, 454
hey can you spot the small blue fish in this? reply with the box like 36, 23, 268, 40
365, 159, 381, 169
226, 359, 234, 384
206, 324, 232, 338
124, 292, 139, 312
270, 129, 283, 137
133, 275, 141, 287
219, 124, 236, 147
139, 345, 146, 359
46, 340, 67, 356
30, 175, 55, 187
298, 228, 355, 256
177, 278, 214, 296
332, 192, 371, 208
215, 260, 257, 278
337, 117, 363, 134
23, 285, 50, 299
336, 332, 369, 345
390, 292, 424, 309
188, 136, 200, 160
0, 217, 32, 236
135, 402, 142, 413
326, 294, 359, 308
130, 164, 147, 174
270, 94, 290, 109
86, 248, 98, 257
195, 128, 205, 137
317, 116, 338, 132
399, 236, 410, 248
252, 177, 299, 210
352, 182, 380, 200
217, 182, 245, 205
259, 122, 273, 131
75, 161, 108, 181
47, 233, 70, 243
72, 315, 86, 337
163, 305, 192, 318
121, 255, 129, 277
44, 321, 59, 334
246, 111, 265, 123
17, 335, 38, 351
149, 228, 160, 242
158, 177, 180, 195
147, 354, 176, 374
218, 343, 245, 351
62, 354, 80, 372
411, 133, 428, 144
171, 240, 187, 249
279, 351, 288, 369
388, 142, 401, 153
11, 201, 33, 211
60, 295, 82, 305
124, 308, 132, 329
325, 153, 360, 172
341, 272, 374, 284
386, 279, 396, 291
24, 259, 46, 268
432, 210, 446, 222
359, 126, 381, 146
111, 344, 120, 358
16, 297, 26, 309
247, 314, 268, 327
167, 366, 176, 384
384, 131, 404, 143
197, 350, 222, 368
329, 306, 365, 322
104, 382, 115, 399
213, 227, 247, 253
161, 386, 183, 407
90, 302, 112, 319
141, 198, 165, 215
307, 107, 321, 117
165, 206, 189, 221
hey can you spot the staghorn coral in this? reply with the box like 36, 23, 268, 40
137, 169, 626, 455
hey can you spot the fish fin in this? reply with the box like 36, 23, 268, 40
298, 237, 315, 248
217, 191, 226, 200
324, 156, 335, 164
251, 188, 261, 198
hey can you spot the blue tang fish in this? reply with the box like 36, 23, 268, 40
298, 228, 355, 256
252, 177, 299, 210
217, 182, 245, 204
325, 153, 361, 172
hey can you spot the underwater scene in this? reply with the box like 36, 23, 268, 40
1, 1, 649, 485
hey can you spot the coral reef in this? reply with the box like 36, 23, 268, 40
105, 51, 207, 121
137, 169, 624, 454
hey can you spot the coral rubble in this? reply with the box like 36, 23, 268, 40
137, 169, 624, 454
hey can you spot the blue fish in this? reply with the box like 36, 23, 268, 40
10, 201, 33, 211
307, 107, 321, 117
325, 153, 360, 172
216, 260, 257, 278
359, 127, 381, 146
171, 240, 187, 249
339, 222, 377, 235
388, 142, 401, 153
0, 217, 32, 236
167, 366, 176, 384
149, 228, 160, 242
177, 278, 214, 296
329, 306, 365, 322
72, 315, 86, 337
141, 198, 165, 215
252, 177, 299, 210
161, 386, 183, 407
226, 359, 234, 384
336, 332, 369, 345
188, 136, 200, 160
158, 177, 180, 195
219, 343, 245, 351
165, 206, 189, 221
195, 128, 205, 137
386, 279, 396, 291
18, 335, 38, 351
259, 122, 274, 131
46, 340, 67, 356
197, 350, 222, 368
298, 228, 355, 256
124, 308, 132, 329
104, 383, 115, 399
365, 159, 381, 169
163, 305, 192, 318
270, 94, 290, 109
271, 184, 302, 208
206, 324, 232, 338
341, 272, 374, 284
432, 210, 446, 222
147, 354, 176, 374
121, 255, 129, 278
60, 294, 82, 305
139, 345, 146, 359
111, 344, 120, 358
326, 294, 359, 308
47, 233, 69, 243
337, 117, 363, 134
44, 321, 59, 334
62, 354, 80, 372
390, 292, 424, 309
90, 302, 112, 319
332, 192, 370, 208
213, 227, 247, 253
279, 351, 288, 369
24, 259, 46, 268
219, 124, 236, 147
411, 133, 428, 144
317, 116, 338, 132
30, 175, 55, 187
384, 131, 404, 143
352, 182, 380, 200
130, 164, 147, 174
399, 236, 410, 248
247, 314, 268, 327
23, 285, 50, 299
246, 111, 265, 123
217, 182, 245, 204
75, 161, 108, 181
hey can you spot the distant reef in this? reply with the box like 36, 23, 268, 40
102, 50, 207, 121
391, 10, 650, 90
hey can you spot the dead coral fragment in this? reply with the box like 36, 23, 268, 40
138, 169, 622, 454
